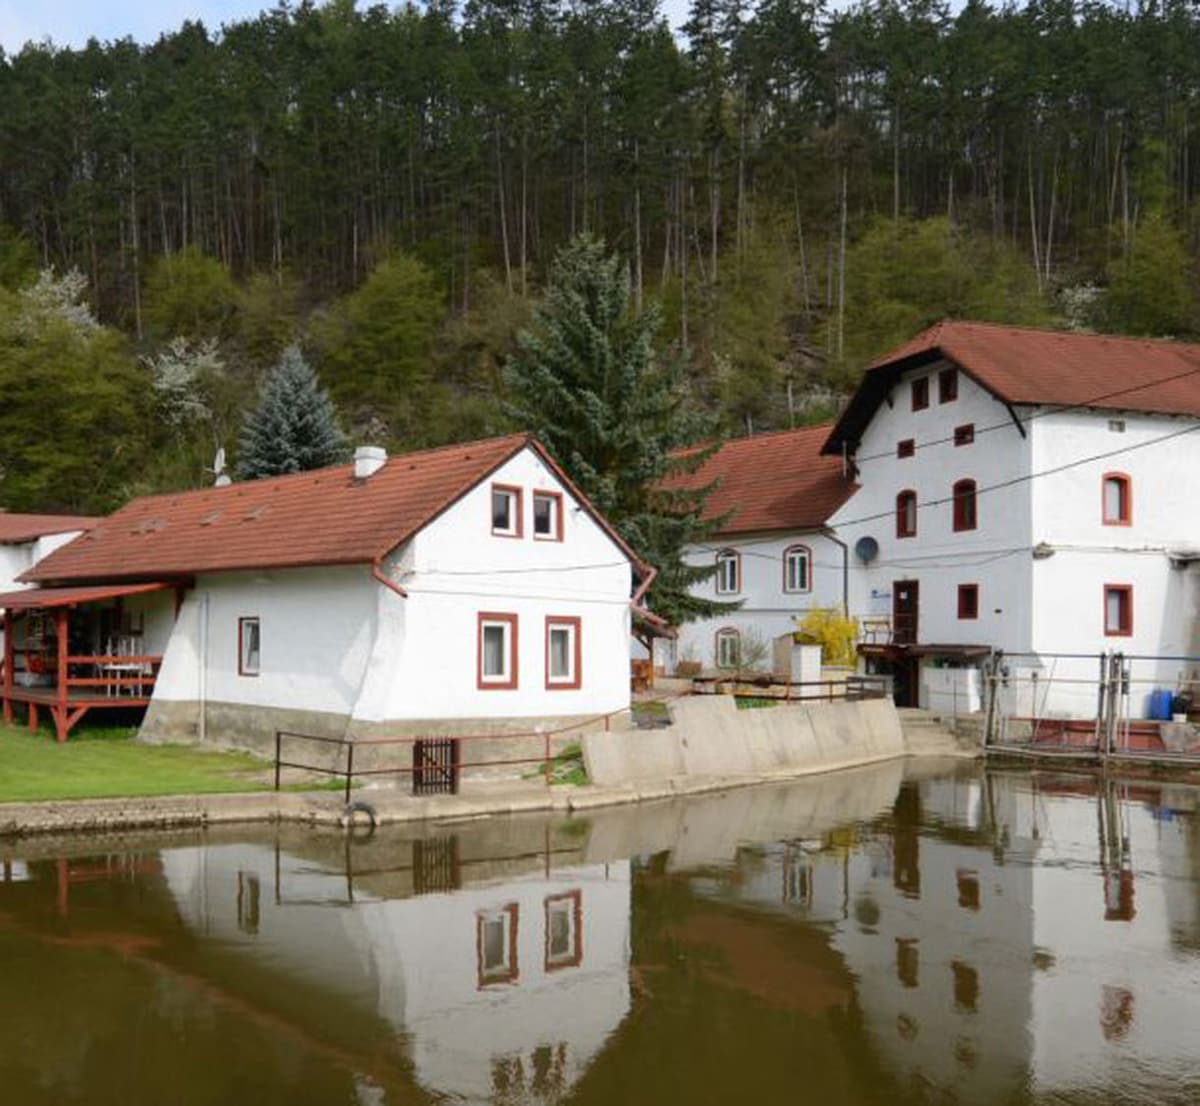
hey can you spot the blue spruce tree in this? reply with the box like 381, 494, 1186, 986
237, 345, 347, 478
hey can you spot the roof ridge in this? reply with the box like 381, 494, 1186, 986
937, 318, 1200, 350
106, 432, 533, 511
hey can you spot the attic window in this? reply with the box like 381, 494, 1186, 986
938, 368, 958, 403
532, 491, 563, 541
911, 377, 929, 411
1108, 419, 1126, 433
491, 485, 522, 537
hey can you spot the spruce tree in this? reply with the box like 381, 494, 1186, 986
505, 234, 734, 628
236, 345, 347, 479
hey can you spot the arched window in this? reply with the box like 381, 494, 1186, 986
896, 490, 918, 538
715, 549, 741, 595
1102, 473, 1132, 526
952, 479, 977, 532
783, 545, 812, 593
715, 628, 741, 669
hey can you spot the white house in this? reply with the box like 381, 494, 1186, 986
824, 321, 1200, 719
658, 424, 856, 676
1, 434, 651, 749
0, 511, 95, 659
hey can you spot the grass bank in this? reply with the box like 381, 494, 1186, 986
0, 722, 273, 803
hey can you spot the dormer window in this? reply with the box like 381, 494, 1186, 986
715, 549, 741, 595
532, 490, 563, 541
911, 378, 929, 411
939, 368, 958, 403
1102, 473, 1131, 526
491, 485, 522, 537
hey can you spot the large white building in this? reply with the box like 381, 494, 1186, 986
1, 434, 651, 748
660, 425, 855, 675
825, 321, 1200, 718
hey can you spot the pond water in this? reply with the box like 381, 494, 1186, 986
4, 759, 1200, 1105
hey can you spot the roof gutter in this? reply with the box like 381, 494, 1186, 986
371, 558, 408, 599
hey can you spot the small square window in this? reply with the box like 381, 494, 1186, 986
546, 616, 581, 689
544, 891, 583, 971
491, 485, 522, 537
478, 613, 518, 688
532, 491, 562, 540
957, 584, 979, 620
954, 424, 975, 447
911, 378, 929, 411
939, 368, 958, 403
238, 617, 260, 676
477, 904, 519, 986
897, 439, 915, 459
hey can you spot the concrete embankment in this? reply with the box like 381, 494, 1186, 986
581, 695, 973, 792
0, 698, 972, 838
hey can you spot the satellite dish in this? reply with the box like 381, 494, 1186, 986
855, 536, 879, 564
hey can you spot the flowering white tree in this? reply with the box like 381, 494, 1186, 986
143, 337, 226, 431
16, 268, 99, 335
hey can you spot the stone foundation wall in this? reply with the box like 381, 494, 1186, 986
140, 697, 624, 781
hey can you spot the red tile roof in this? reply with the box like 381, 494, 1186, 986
0, 582, 171, 610
25, 434, 622, 584
826, 320, 1200, 455
0, 512, 97, 544
667, 425, 856, 536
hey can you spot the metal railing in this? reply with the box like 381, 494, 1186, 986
692, 674, 890, 703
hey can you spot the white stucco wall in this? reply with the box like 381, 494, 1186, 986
354, 445, 634, 722
830, 360, 1035, 656
669, 530, 847, 673
153, 444, 635, 729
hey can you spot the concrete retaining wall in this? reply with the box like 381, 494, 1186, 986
583, 695, 910, 789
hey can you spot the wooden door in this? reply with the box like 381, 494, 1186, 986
893, 580, 919, 645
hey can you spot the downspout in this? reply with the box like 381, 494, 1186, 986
371, 557, 408, 599
825, 530, 850, 617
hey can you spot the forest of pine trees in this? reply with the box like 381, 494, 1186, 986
2, 0, 1200, 511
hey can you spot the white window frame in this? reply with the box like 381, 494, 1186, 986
715, 550, 741, 595
238, 617, 261, 677
478, 613, 518, 688
491, 485, 522, 537
532, 490, 563, 541
715, 628, 741, 669
545, 616, 580, 689
783, 546, 811, 593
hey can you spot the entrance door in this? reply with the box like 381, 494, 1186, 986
893, 580, 919, 645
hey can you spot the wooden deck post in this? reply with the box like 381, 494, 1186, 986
54, 606, 69, 742
2, 608, 12, 726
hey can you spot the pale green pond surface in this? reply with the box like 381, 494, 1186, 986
3, 760, 1200, 1105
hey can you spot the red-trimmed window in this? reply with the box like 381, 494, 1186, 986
532, 490, 564, 541
545, 616, 581, 689
954, 423, 975, 447
477, 904, 519, 986
939, 368, 958, 403
544, 891, 583, 971
238, 617, 261, 676
911, 377, 929, 411
783, 545, 812, 593
715, 549, 741, 595
952, 479, 977, 532
1102, 473, 1132, 526
478, 612, 518, 689
957, 584, 979, 620
491, 484, 522, 537
715, 628, 741, 669
1104, 585, 1133, 637
896, 490, 917, 538
897, 438, 915, 459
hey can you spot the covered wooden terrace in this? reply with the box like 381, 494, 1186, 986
1, 582, 179, 742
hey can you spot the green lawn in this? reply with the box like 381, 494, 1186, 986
0, 722, 276, 804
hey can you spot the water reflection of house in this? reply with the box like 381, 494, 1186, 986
161, 834, 631, 1105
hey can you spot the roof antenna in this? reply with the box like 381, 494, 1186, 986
208, 447, 232, 488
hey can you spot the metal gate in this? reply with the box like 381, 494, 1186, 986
412, 737, 460, 796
